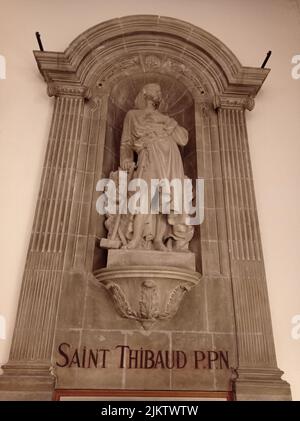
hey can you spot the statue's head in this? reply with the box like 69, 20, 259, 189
135, 83, 162, 110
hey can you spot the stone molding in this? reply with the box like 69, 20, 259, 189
213, 94, 255, 111
234, 367, 292, 400
34, 15, 269, 98
47, 82, 91, 99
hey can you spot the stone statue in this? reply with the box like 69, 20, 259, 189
102, 83, 194, 252
98, 84, 199, 329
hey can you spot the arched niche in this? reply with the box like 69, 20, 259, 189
94, 70, 202, 271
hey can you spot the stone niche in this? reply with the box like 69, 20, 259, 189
96, 71, 201, 272
0, 15, 292, 401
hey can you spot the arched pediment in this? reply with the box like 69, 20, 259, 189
34, 15, 269, 99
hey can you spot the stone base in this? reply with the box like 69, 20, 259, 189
107, 249, 196, 271
234, 367, 292, 401
0, 362, 55, 401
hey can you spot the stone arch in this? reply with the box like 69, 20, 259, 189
35, 15, 268, 99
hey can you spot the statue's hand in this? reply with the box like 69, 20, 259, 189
164, 118, 178, 135
121, 160, 135, 171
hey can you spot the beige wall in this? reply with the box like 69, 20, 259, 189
0, 0, 299, 399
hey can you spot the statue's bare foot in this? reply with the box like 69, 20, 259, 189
153, 240, 168, 251
122, 238, 140, 250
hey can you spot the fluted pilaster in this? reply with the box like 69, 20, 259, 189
0, 86, 88, 399
215, 95, 291, 399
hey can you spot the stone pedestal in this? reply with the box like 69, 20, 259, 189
107, 249, 196, 270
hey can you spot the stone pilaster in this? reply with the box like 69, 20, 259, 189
0, 85, 89, 400
214, 94, 291, 400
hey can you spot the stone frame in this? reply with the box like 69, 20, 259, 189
0, 15, 291, 400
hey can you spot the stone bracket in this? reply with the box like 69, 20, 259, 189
92, 265, 201, 330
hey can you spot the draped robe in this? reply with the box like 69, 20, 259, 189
120, 108, 188, 242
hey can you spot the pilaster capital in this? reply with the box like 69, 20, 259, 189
213, 94, 255, 111
47, 82, 92, 100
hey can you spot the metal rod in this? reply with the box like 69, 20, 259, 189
261, 51, 272, 68
35, 32, 44, 51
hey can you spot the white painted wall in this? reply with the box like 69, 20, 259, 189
0, 0, 299, 399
